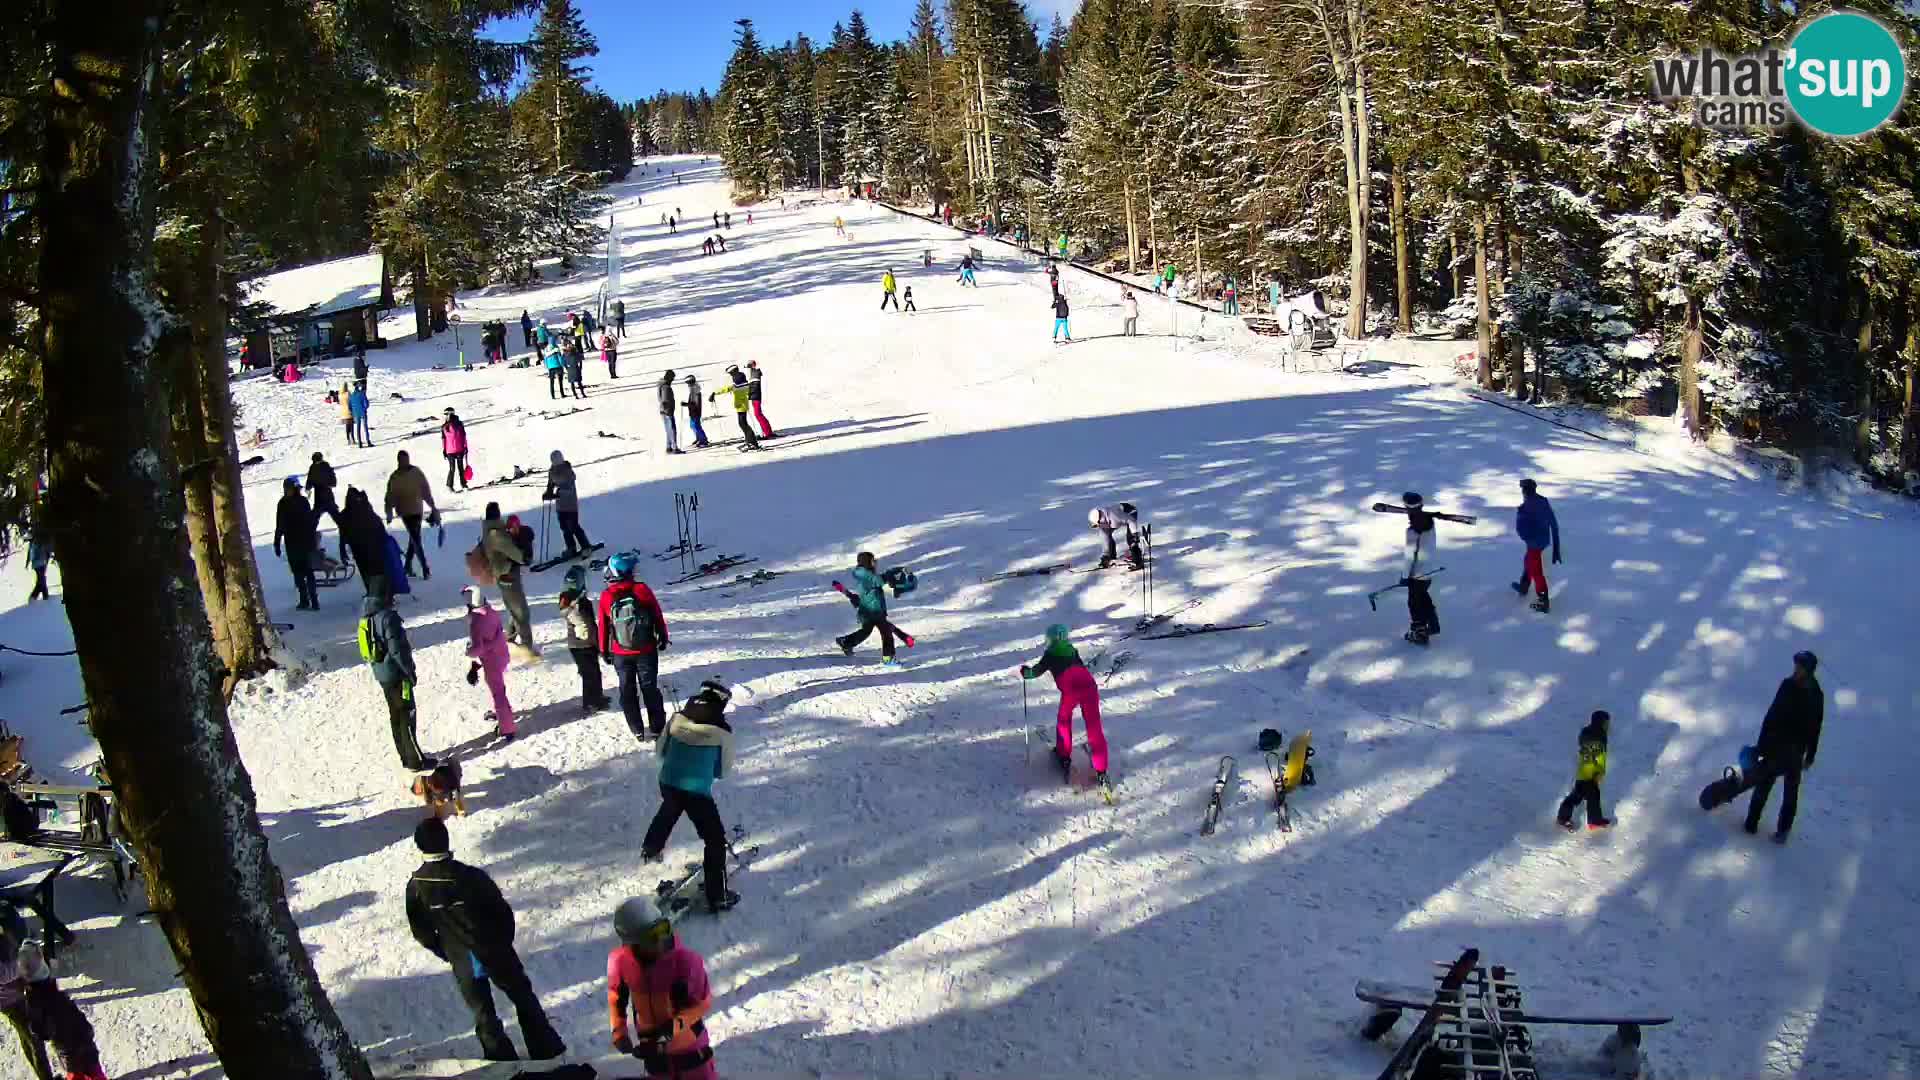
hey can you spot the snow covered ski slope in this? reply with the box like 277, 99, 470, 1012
3, 156, 1919, 1079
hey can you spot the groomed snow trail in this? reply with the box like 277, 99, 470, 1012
3, 156, 1918, 1079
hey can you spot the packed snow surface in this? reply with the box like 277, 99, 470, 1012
4, 156, 1918, 1080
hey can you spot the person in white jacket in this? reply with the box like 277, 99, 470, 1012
1121, 289, 1140, 337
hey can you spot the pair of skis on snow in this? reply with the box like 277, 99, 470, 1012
654, 824, 758, 916
1199, 732, 1313, 836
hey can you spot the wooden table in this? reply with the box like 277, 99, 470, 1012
0, 842, 79, 958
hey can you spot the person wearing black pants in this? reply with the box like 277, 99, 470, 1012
274, 478, 321, 610
1744, 651, 1824, 843
362, 592, 432, 771
641, 681, 738, 912
306, 451, 347, 565
598, 553, 670, 738
612, 299, 626, 338
406, 818, 566, 1062
542, 451, 592, 556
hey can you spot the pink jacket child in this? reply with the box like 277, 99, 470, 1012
441, 415, 468, 457
462, 587, 517, 739
607, 898, 716, 1080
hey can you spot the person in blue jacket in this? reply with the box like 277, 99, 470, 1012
544, 338, 570, 400
1511, 477, 1561, 613
348, 383, 371, 446
641, 680, 740, 913
834, 552, 910, 663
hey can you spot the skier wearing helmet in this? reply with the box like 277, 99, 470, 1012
607, 896, 718, 1077
598, 552, 671, 739
1020, 624, 1109, 787
642, 680, 740, 914
1087, 502, 1143, 569
682, 373, 710, 448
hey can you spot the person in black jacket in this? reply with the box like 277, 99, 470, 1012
306, 451, 347, 565
1743, 650, 1824, 843
338, 487, 391, 598
273, 477, 321, 610
352, 345, 369, 395
405, 818, 564, 1062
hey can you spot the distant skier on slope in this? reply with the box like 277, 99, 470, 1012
542, 450, 594, 558
1051, 292, 1072, 342
1555, 710, 1612, 830
1020, 623, 1110, 787
709, 366, 759, 451
1511, 477, 1562, 613
607, 897, 720, 1076
441, 408, 470, 490
1088, 502, 1143, 569
1121, 289, 1140, 337
657, 369, 682, 454
683, 374, 710, 447
881, 269, 899, 311
745, 360, 777, 438
957, 253, 977, 287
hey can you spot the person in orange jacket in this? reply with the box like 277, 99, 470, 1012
607, 897, 717, 1080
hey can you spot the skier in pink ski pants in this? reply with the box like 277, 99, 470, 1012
463, 586, 517, 738
1019, 623, 1109, 779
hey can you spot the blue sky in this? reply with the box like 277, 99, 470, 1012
485, 0, 1080, 102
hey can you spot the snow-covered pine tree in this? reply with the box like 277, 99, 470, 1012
717, 19, 782, 197
519, 0, 600, 174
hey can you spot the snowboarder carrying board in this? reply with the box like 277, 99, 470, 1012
1019, 624, 1110, 789
1742, 650, 1823, 844
1513, 477, 1562, 613
1555, 710, 1612, 830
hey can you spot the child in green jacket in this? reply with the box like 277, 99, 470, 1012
1556, 710, 1613, 830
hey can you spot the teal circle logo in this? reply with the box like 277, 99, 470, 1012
1785, 12, 1907, 137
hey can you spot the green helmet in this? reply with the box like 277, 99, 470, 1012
1044, 623, 1071, 648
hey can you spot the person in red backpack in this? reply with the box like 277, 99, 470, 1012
598, 552, 670, 740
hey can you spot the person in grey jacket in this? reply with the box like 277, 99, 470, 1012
541, 450, 593, 557
657, 369, 681, 454
362, 592, 432, 771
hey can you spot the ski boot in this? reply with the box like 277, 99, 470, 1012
838, 638, 855, 657
1405, 625, 1430, 646
1511, 580, 1529, 597
1588, 817, 1613, 830
1557, 817, 1578, 832
1531, 592, 1550, 614
881, 656, 899, 667
708, 889, 741, 914
1054, 749, 1073, 784
641, 849, 664, 865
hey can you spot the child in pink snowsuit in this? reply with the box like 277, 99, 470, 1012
463, 586, 517, 738
1019, 623, 1109, 778
607, 897, 718, 1080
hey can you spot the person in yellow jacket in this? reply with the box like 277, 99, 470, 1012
1555, 710, 1612, 830
338, 382, 358, 447
880, 269, 899, 312
707, 365, 760, 451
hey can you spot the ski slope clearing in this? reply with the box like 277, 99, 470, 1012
3, 155, 1918, 1079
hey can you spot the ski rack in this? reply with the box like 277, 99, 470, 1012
655, 491, 707, 574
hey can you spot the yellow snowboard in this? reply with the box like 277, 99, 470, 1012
1282, 730, 1313, 792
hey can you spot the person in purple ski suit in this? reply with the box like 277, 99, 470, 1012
463, 586, 519, 740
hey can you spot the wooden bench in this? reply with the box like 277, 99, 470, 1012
8, 780, 142, 906
0, 844, 79, 958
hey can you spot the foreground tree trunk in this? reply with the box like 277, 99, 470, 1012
1318, 0, 1371, 340
195, 214, 280, 681
1854, 289, 1875, 466
38, 5, 370, 1076
1474, 209, 1494, 388
1391, 160, 1412, 334
412, 255, 431, 340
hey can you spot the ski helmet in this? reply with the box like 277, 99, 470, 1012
608, 551, 639, 580
1793, 650, 1818, 674
563, 565, 588, 593
613, 896, 671, 947
1044, 623, 1071, 649
1402, 491, 1424, 509
1087, 508, 1103, 527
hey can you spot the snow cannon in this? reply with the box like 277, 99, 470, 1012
1699, 745, 1761, 811
1274, 290, 1335, 350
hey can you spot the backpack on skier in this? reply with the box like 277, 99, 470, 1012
609, 593, 654, 651
357, 617, 387, 665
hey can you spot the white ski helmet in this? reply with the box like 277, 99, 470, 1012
613, 896, 671, 947
1087, 508, 1103, 528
